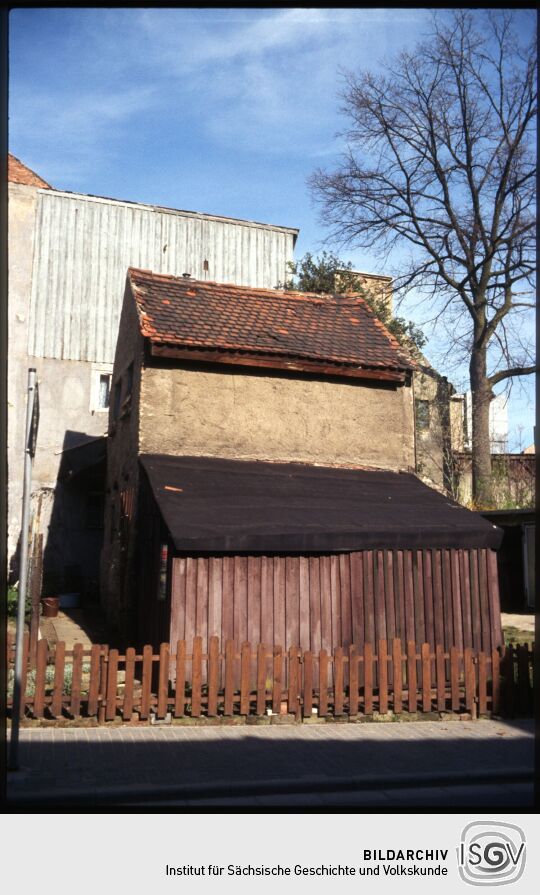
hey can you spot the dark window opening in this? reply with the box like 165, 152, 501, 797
415, 399, 430, 430
98, 374, 111, 409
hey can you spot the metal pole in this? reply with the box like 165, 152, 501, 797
9, 368, 36, 770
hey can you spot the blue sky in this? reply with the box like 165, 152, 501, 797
9, 8, 535, 448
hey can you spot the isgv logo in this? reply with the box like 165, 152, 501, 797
458, 822, 526, 886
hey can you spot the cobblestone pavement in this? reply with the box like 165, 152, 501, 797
7, 718, 534, 807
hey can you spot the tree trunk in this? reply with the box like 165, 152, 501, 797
469, 345, 493, 507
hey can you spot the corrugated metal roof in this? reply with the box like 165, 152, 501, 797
28, 190, 297, 363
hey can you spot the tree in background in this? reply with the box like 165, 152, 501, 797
280, 250, 426, 352
310, 10, 536, 507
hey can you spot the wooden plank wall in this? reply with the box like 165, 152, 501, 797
170, 548, 503, 655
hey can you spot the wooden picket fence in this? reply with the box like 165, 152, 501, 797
6, 633, 533, 723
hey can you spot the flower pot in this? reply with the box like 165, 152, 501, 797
41, 596, 60, 618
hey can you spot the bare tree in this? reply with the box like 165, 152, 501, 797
310, 10, 536, 507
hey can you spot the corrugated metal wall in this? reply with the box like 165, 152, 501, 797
28, 190, 297, 363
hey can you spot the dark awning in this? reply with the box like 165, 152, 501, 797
139, 455, 503, 553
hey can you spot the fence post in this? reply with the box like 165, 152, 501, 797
97, 645, 109, 724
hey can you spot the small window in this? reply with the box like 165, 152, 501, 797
90, 363, 113, 412
415, 399, 430, 430
98, 374, 111, 409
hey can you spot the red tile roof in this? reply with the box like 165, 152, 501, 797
127, 268, 414, 378
8, 153, 51, 189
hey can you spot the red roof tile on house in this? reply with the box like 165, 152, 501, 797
8, 153, 51, 188
127, 268, 414, 378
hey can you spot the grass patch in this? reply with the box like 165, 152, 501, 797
503, 626, 535, 647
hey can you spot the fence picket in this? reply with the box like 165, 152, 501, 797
140, 645, 153, 720
303, 651, 313, 718
208, 637, 219, 717
98, 645, 109, 724
191, 637, 203, 717
104, 648, 118, 721
407, 641, 417, 712
450, 645, 460, 711
334, 646, 344, 715
379, 640, 388, 714
256, 643, 267, 716
157, 643, 170, 719
225, 640, 235, 716
288, 646, 300, 718
123, 647, 136, 721
318, 649, 328, 716
71, 643, 84, 718
421, 643, 431, 712
436, 644, 446, 711
33, 638, 48, 718
478, 651, 487, 715
464, 647, 475, 713
175, 640, 186, 717
51, 641, 66, 718
491, 648, 500, 715
20, 632, 29, 718
240, 642, 250, 715
364, 643, 373, 715
349, 645, 359, 717
392, 639, 402, 714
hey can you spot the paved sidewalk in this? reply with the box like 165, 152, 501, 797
6, 718, 534, 807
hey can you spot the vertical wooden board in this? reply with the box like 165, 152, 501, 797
256, 643, 267, 716
392, 638, 403, 715
299, 556, 310, 652
469, 550, 482, 652
422, 550, 435, 649
191, 637, 202, 717
52, 641, 66, 718
104, 647, 118, 721
349, 645, 359, 716
364, 643, 373, 715
260, 556, 273, 648
288, 645, 300, 718
487, 550, 503, 650
174, 641, 186, 717
70, 642, 84, 718
97, 645, 108, 724
378, 639, 388, 714
248, 556, 262, 647
432, 551, 445, 650
383, 551, 395, 642
184, 558, 198, 646
224, 640, 235, 716
334, 646, 344, 715
318, 649, 328, 716
140, 644, 153, 720
273, 557, 286, 651
459, 550, 472, 650
407, 641, 417, 712
309, 557, 322, 652
240, 642, 251, 715
234, 556, 248, 646
450, 550, 464, 654
464, 647, 475, 712
421, 642, 431, 712
478, 651, 487, 715
170, 557, 187, 646
340, 554, 353, 647
222, 557, 235, 643
403, 552, 415, 646
491, 649, 501, 715
477, 550, 490, 654
413, 551, 426, 647
375, 551, 387, 647
123, 647, 136, 721
442, 550, 455, 652
329, 555, 341, 650
195, 556, 208, 648
272, 646, 283, 715
207, 636, 219, 716
450, 645, 460, 711
33, 638, 48, 718
208, 557, 223, 641
394, 550, 406, 645
285, 556, 300, 651
157, 643, 170, 719
349, 552, 364, 648
436, 644, 446, 711
303, 651, 313, 718
363, 551, 375, 649
319, 555, 332, 656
